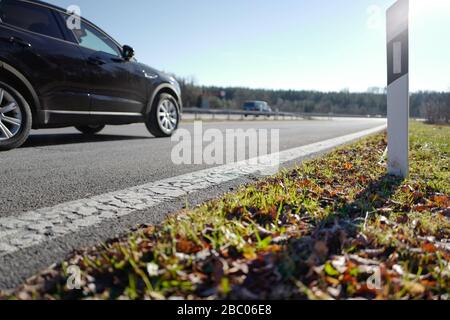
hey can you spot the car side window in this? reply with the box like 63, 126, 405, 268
68, 19, 121, 57
0, 0, 64, 40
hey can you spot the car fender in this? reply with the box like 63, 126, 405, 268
0, 59, 41, 112
146, 83, 182, 116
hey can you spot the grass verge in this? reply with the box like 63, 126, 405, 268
2, 122, 449, 300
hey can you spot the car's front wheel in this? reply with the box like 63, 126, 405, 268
75, 124, 105, 135
146, 93, 180, 137
0, 81, 32, 151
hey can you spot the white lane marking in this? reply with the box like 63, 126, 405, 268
0, 125, 386, 256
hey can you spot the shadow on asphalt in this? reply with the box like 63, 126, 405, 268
21, 134, 153, 148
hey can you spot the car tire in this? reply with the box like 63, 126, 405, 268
0, 81, 32, 151
75, 124, 105, 135
146, 93, 180, 138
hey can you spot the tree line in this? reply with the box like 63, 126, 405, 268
177, 77, 450, 123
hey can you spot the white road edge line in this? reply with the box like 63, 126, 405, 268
0, 125, 386, 256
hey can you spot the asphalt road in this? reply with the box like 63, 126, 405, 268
0, 118, 386, 217
0, 118, 387, 289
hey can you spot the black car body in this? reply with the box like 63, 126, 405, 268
0, 0, 182, 150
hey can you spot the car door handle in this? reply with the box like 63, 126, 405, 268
87, 57, 106, 65
9, 37, 32, 48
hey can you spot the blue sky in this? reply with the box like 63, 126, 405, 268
48, 0, 450, 93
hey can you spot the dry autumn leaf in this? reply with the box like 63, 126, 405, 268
343, 163, 353, 170
176, 238, 200, 254
421, 243, 437, 253
432, 195, 450, 207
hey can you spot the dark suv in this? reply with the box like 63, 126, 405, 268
0, 0, 182, 151
242, 101, 272, 114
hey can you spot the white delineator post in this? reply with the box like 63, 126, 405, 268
387, 0, 409, 178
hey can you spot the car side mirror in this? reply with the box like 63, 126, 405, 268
122, 45, 135, 60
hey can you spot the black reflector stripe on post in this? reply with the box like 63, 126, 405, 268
387, 29, 409, 85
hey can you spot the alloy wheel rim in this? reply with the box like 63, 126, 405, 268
0, 89, 22, 141
157, 99, 178, 134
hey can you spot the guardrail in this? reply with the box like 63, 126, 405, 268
183, 108, 384, 120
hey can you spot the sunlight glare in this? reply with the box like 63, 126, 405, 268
410, 0, 450, 18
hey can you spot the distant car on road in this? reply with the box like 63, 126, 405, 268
242, 101, 272, 116
0, 0, 182, 151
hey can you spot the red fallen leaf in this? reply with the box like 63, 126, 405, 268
327, 189, 339, 197
432, 195, 450, 208
267, 205, 278, 220
201, 240, 212, 250
355, 284, 378, 296
298, 179, 312, 188
359, 175, 368, 184
176, 238, 200, 254
232, 206, 245, 215
342, 273, 357, 286
343, 163, 353, 170
420, 280, 437, 287
422, 243, 437, 253
413, 204, 430, 212
412, 192, 424, 201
